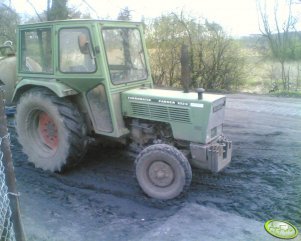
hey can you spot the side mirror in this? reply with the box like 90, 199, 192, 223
78, 34, 95, 59
78, 34, 90, 55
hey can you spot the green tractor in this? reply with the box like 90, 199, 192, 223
0, 19, 232, 200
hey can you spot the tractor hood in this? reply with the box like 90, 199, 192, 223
122, 88, 224, 105
121, 88, 227, 144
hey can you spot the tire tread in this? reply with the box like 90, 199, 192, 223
135, 144, 192, 199
16, 87, 87, 171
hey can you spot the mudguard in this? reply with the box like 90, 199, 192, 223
12, 79, 78, 103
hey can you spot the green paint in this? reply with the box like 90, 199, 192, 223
264, 220, 299, 239
122, 88, 225, 143
13, 78, 78, 102
16, 19, 152, 138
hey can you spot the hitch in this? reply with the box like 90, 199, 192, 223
190, 136, 232, 172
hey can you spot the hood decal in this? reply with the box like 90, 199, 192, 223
128, 96, 193, 107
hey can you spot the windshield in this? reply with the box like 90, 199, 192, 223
102, 28, 147, 84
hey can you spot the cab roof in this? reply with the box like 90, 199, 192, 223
18, 19, 143, 29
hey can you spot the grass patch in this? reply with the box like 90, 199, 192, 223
269, 91, 301, 98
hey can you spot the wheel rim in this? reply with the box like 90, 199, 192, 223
38, 112, 58, 151
148, 161, 175, 187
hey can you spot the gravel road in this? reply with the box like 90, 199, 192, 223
8, 93, 301, 241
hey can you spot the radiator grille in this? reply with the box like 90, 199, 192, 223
169, 107, 190, 123
149, 105, 169, 119
131, 102, 150, 117
130, 102, 191, 123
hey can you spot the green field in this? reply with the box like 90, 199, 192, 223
238, 47, 301, 96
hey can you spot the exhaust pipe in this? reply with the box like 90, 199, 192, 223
196, 88, 205, 100
180, 44, 190, 93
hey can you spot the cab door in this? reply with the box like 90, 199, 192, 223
55, 24, 115, 135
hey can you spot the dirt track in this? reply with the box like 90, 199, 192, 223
9, 93, 301, 241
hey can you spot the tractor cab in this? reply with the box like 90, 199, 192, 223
16, 20, 152, 138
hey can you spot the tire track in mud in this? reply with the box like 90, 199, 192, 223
221, 96, 301, 229
190, 156, 301, 225
11, 129, 188, 240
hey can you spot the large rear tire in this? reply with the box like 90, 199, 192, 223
135, 144, 192, 200
15, 88, 87, 172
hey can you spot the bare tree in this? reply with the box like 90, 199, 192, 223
0, 3, 19, 45
26, 0, 42, 21
26, 0, 68, 22
195, 21, 245, 90
257, 0, 297, 90
47, 0, 68, 21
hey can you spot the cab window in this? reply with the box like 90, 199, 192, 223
20, 28, 53, 73
102, 28, 147, 84
59, 28, 96, 73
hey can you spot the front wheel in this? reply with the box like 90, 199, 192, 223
135, 144, 192, 200
15, 88, 87, 172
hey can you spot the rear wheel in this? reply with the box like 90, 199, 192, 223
15, 88, 87, 172
135, 144, 192, 200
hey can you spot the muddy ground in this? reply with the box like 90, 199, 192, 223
8, 93, 301, 241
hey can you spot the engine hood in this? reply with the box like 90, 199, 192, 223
122, 88, 224, 106
121, 88, 226, 144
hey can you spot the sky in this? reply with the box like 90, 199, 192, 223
11, 0, 301, 37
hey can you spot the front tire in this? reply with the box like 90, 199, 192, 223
15, 88, 87, 172
135, 144, 192, 200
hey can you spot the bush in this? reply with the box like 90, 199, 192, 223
145, 13, 247, 91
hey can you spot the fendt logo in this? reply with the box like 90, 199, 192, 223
264, 220, 299, 239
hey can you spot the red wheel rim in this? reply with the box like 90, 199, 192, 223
38, 112, 58, 150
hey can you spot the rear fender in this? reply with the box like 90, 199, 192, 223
12, 79, 78, 103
